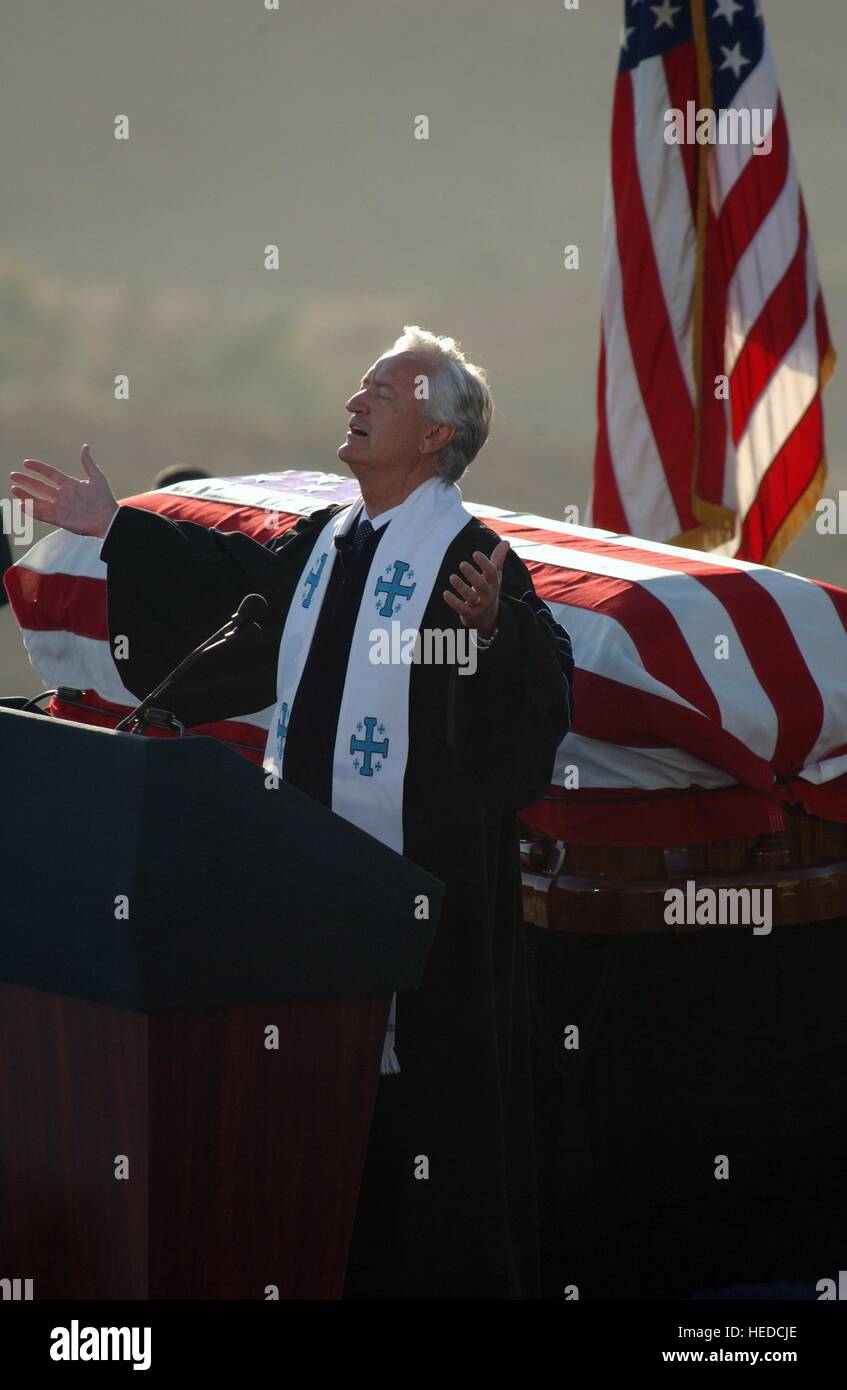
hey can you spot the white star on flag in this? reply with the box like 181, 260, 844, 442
650, 0, 680, 29
712, 0, 744, 23
621, 24, 635, 49
720, 41, 751, 78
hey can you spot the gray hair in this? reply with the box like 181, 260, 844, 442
392, 325, 493, 483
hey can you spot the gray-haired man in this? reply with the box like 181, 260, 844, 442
12, 327, 574, 1299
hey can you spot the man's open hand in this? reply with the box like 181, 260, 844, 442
10, 445, 119, 539
443, 539, 510, 638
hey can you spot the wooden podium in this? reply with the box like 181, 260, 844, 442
0, 709, 442, 1299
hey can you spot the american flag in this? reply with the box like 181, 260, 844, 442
588, 0, 836, 564
6, 470, 847, 847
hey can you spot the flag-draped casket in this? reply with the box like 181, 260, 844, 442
6, 468, 847, 929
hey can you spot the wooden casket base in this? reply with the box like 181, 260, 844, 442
521, 804, 847, 933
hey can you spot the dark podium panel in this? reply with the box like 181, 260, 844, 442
0, 709, 442, 1299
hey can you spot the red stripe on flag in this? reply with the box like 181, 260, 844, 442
571, 669, 774, 791
483, 515, 741, 577
3, 567, 109, 639
590, 335, 629, 532
739, 392, 824, 564
121, 491, 303, 543
694, 563, 824, 773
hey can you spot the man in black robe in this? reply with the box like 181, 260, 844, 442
11, 326, 573, 1299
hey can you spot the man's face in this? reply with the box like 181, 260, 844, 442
338, 349, 434, 474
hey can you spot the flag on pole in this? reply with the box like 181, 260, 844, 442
589, 0, 836, 564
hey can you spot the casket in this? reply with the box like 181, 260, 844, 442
7, 469, 847, 1298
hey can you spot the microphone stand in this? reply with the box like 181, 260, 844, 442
115, 596, 267, 735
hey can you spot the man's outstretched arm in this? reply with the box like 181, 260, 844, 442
10, 446, 322, 726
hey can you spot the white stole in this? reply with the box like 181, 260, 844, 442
263, 476, 471, 1070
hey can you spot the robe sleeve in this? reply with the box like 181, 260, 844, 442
446, 546, 573, 812
102, 503, 331, 727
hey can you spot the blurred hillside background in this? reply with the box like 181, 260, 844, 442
1, 0, 845, 693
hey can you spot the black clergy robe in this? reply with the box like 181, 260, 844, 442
101, 496, 573, 1300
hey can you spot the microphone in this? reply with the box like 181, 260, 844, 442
115, 593, 268, 734
200, 592, 268, 655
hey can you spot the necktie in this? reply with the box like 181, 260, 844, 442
349, 517, 375, 558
